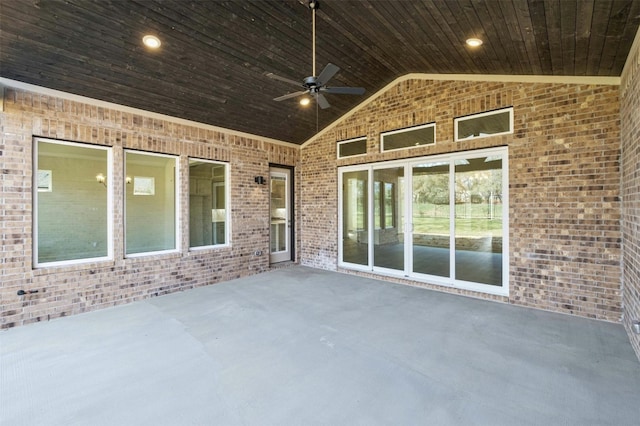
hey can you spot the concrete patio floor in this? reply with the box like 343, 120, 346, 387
2, 266, 640, 425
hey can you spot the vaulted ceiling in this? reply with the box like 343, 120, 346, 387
1, 0, 639, 144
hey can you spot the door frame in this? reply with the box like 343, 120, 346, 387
269, 164, 295, 263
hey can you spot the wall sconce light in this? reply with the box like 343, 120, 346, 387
254, 176, 266, 185
96, 173, 107, 187
126, 176, 132, 184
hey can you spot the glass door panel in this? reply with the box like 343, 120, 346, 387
270, 168, 291, 263
342, 170, 368, 266
373, 167, 404, 271
411, 161, 450, 277
454, 156, 503, 285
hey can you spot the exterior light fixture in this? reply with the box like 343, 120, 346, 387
466, 38, 483, 47
142, 35, 161, 49
96, 173, 107, 187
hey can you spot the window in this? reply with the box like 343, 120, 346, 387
455, 107, 513, 141
339, 147, 508, 296
337, 137, 367, 159
34, 138, 112, 266
189, 159, 229, 248
380, 123, 435, 152
125, 151, 178, 256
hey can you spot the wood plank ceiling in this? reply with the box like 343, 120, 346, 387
1, 0, 639, 144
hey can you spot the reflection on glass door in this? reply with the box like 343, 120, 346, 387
454, 156, 503, 285
411, 161, 450, 277
373, 167, 404, 271
341, 170, 368, 266
270, 167, 291, 263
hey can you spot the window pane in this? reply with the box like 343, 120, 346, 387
454, 156, 503, 285
412, 161, 450, 277
456, 108, 512, 141
373, 167, 404, 271
342, 170, 368, 265
338, 138, 366, 158
189, 160, 227, 248
384, 183, 394, 228
381, 124, 435, 151
270, 174, 287, 253
374, 181, 382, 229
36, 140, 110, 264
125, 151, 177, 255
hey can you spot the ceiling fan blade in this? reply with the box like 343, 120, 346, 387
316, 93, 331, 109
322, 86, 366, 95
265, 72, 302, 87
316, 63, 340, 86
273, 90, 308, 101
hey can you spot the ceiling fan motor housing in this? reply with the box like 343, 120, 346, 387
304, 76, 319, 90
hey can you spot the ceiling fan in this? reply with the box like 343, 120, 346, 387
266, 0, 365, 109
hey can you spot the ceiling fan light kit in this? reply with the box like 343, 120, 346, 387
266, 0, 365, 110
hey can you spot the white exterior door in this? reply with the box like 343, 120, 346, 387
269, 167, 291, 263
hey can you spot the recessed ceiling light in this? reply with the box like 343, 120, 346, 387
299, 97, 311, 106
466, 38, 483, 47
142, 35, 161, 49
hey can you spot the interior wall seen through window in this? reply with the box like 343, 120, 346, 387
125, 151, 177, 255
35, 139, 110, 265
189, 159, 227, 248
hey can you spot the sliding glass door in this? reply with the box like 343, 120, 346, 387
411, 161, 450, 278
341, 170, 368, 266
373, 167, 405, 272
454, 155, 504, 286
339, 147, 508, 296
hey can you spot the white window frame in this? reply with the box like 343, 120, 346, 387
454, 107, 514, 142
188, 158, 231, 250
380, 123, 436, 152
338, 146, 509, 297
33, 137, 113, 268
337, 136, 367, 159
124, 150, 180, 258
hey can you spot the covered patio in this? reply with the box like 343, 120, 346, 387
2, 266, 639, 425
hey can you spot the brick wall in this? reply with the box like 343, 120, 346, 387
0, 74, 629, 331
621, 34, 640, 358
301, 78, 622, 321
0, 87, 299, 328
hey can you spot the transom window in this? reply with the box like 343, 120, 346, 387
455, 107, 513, 141
337, 137, 367, 159
380, 123, 435, 152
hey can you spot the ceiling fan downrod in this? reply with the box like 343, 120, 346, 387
309, 0, 319, 77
